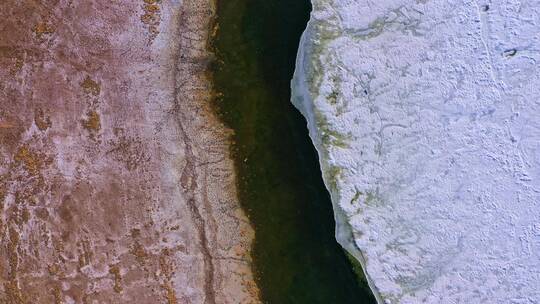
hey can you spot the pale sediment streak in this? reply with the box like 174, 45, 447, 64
292, 1, 540, 303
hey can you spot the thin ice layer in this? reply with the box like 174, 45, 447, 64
292, 1, 540, 303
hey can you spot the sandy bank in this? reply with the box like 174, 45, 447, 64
0, 0, 259, 303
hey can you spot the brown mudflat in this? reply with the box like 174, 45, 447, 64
0, 1, 259, 303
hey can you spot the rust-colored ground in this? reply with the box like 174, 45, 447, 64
0, 1, 259, 303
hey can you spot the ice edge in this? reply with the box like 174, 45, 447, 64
290, 15, 384, 304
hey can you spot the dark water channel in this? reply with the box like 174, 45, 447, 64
212, 0, 376, 303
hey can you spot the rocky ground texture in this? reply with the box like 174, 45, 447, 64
0, 0, 259, 303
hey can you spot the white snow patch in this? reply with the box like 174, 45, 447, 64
292, 0, 540, 303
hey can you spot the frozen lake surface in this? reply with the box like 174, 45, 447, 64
292, 1, 540, 303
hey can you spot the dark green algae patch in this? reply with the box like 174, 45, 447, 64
211, 0, 376, 303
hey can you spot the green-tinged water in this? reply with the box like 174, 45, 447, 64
212, 0, 376, 303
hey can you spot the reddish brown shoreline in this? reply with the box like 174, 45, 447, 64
0, 0, 259, 303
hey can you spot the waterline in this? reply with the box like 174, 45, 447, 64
212, 0, 376, 302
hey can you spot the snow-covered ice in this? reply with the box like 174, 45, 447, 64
292, 1, 540, 303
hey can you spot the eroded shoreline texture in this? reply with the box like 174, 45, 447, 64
293, 1, 540, 303
0, 1, 259, 303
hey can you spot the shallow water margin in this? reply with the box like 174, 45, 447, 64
212, 0, 376, 302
